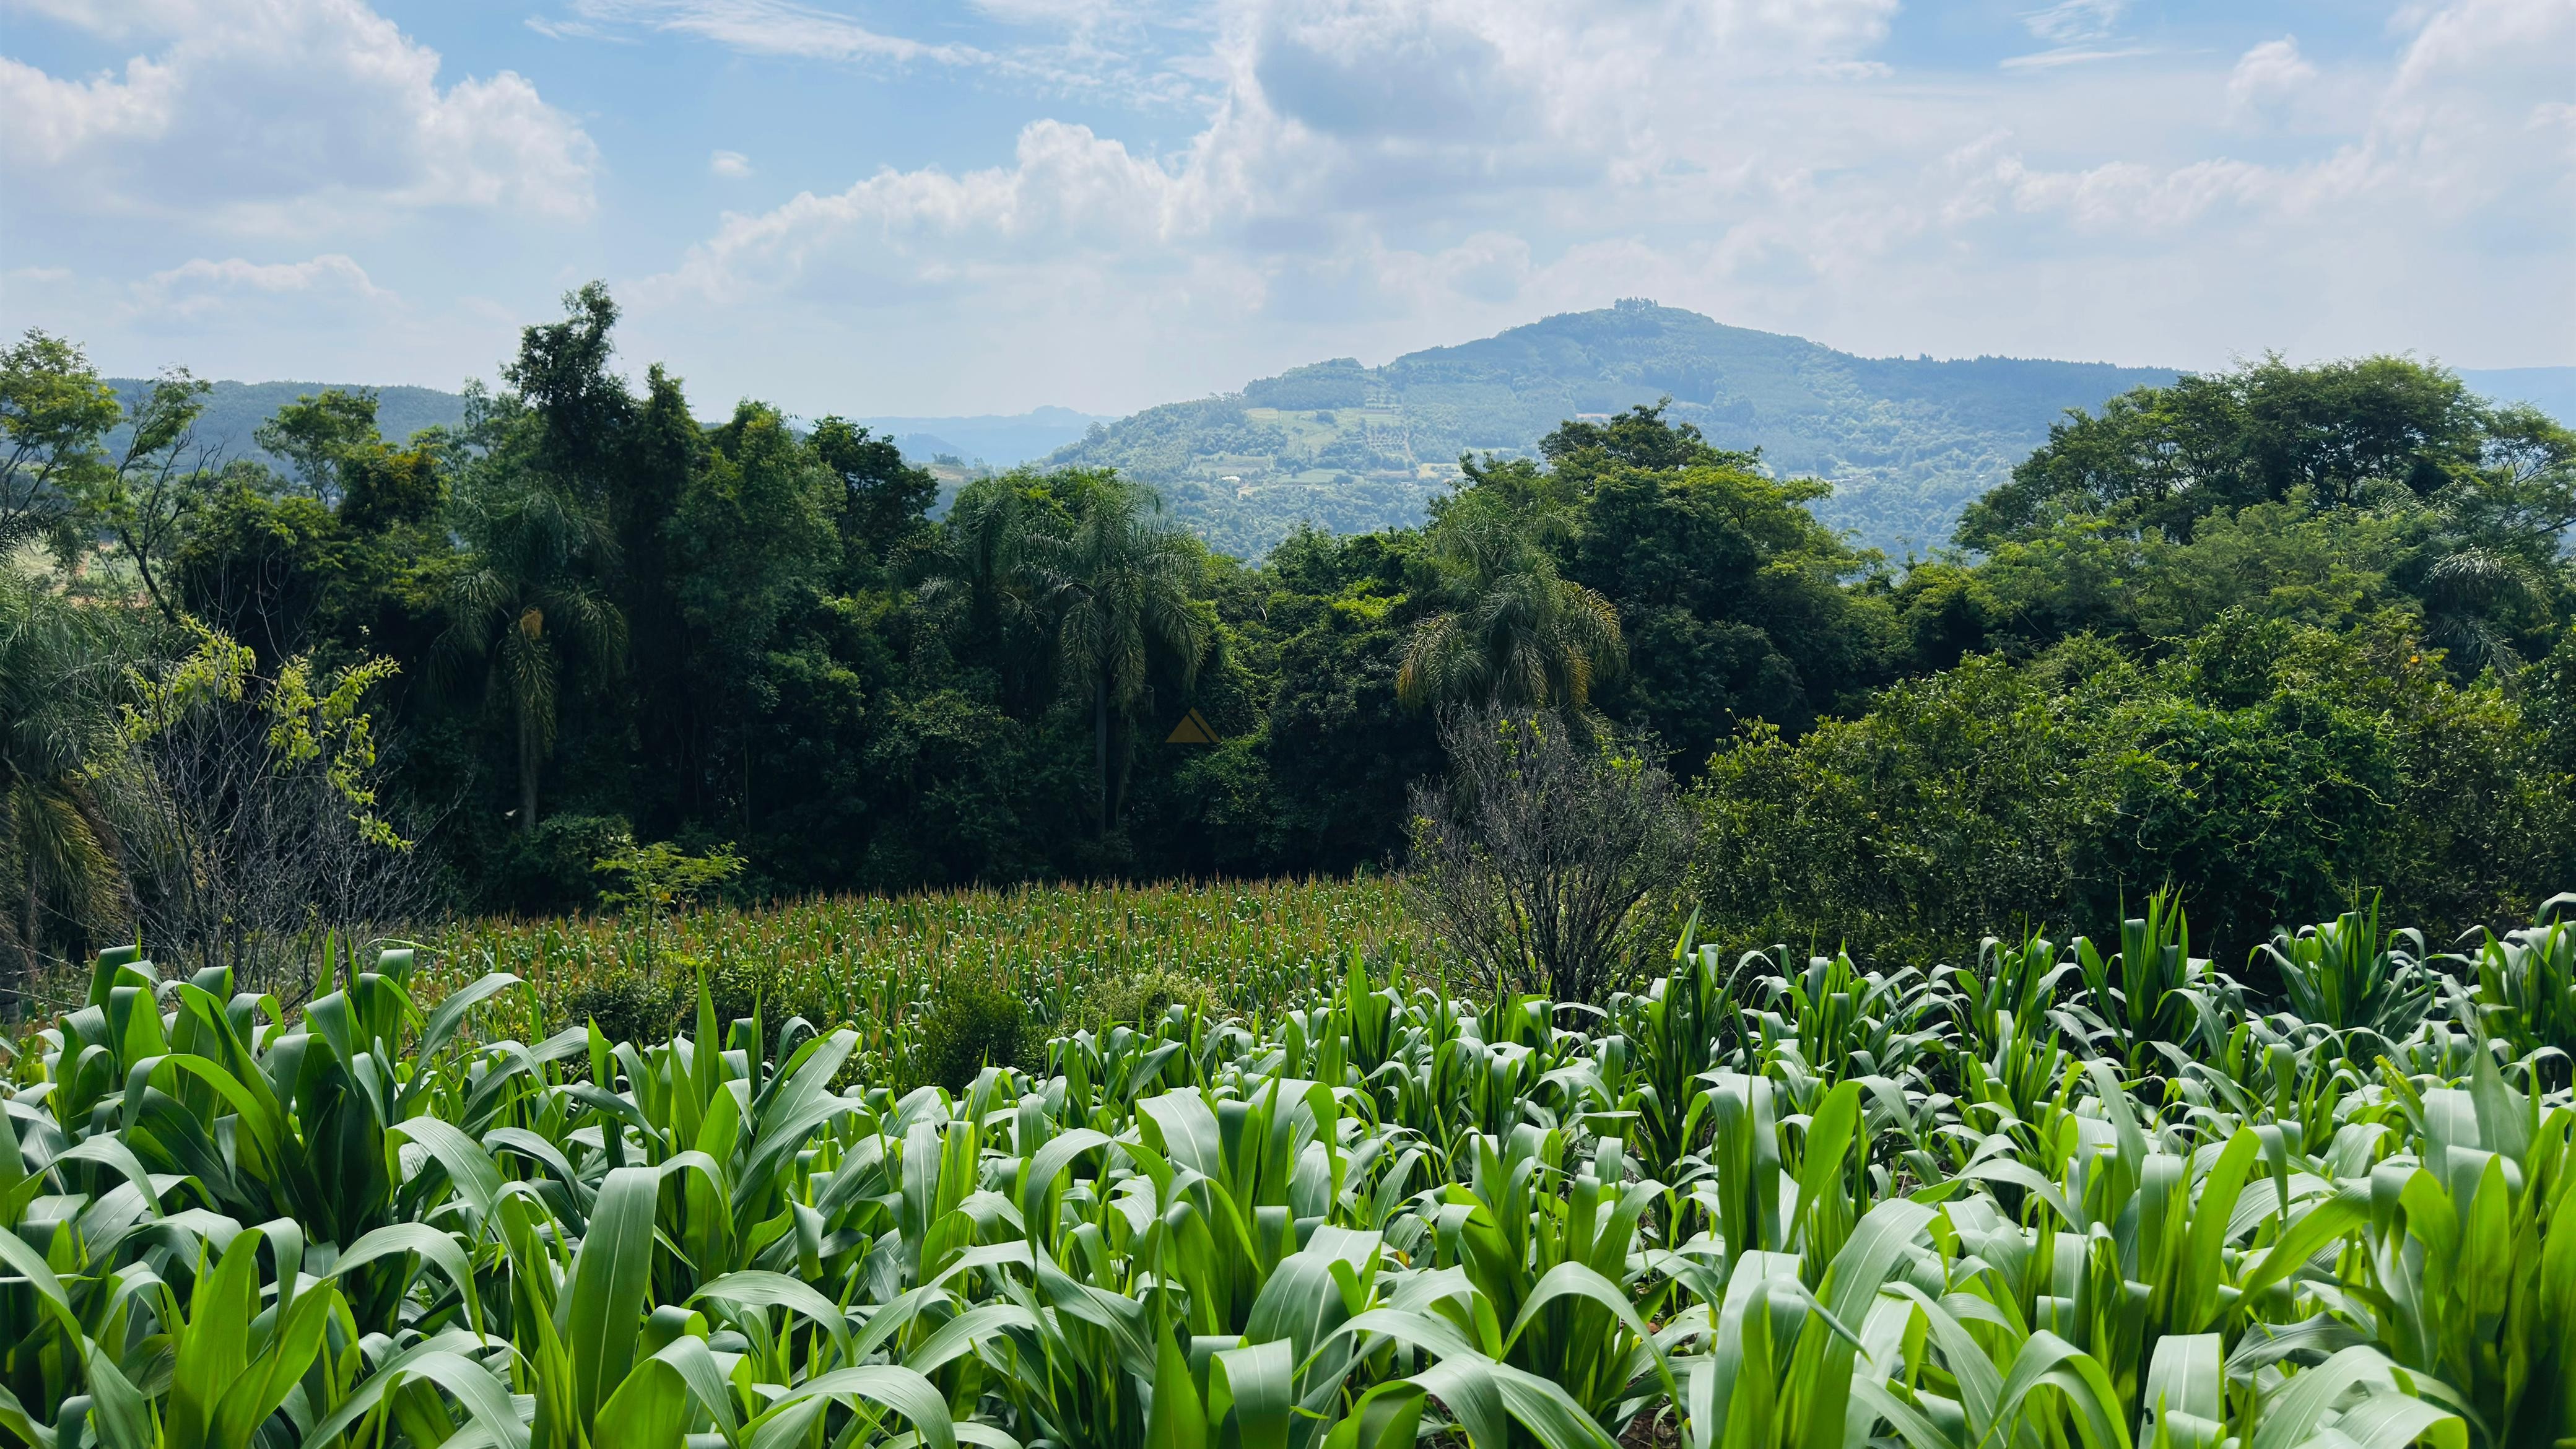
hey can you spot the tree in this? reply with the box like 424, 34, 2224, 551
1959, 355, 2559, 546
502, 282, 633, 502
918, 477, 1057, 716
1, 329, 123, 562
0, 564, 136, 1009
670, 402, 840, 826
1397, 494, 1623, 714
1406, 706, 1695, 1004
1546, 404, 1886, 765
809, 416, 936, 585
115, 624, 434, 996
255, 388, 381, 507
441, 471, 625, 836
1021, 479, 1212, 838
77, 369, 222, 622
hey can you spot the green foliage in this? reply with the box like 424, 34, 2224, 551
594, 837, 744, 914
0, 564, 142, 994
907, 967, 1030, 1090
1052, 301, 2180, 557
12, 891, 2576, 1449
13, 294, 2574, 951
1694, 612, 2576, 965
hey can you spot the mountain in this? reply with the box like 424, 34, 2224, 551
103, 379, 1100, 481
851, 407, 1107, 468
111, 328, 2572, 561
106, 378, 475, 472
1045, 302, 2188, 557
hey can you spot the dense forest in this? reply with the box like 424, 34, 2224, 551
6, 284, 2574, 986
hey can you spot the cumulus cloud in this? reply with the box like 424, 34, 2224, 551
618, 0, 2569, 412
711, 149, 754, 178
0, 0, 598, 229
2228, 37, 2317, 123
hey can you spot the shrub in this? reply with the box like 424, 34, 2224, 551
909, 970, 1029, 1093
1071, 966, 1216, 1036
1407, 707, 1694, 1004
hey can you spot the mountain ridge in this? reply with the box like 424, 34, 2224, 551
109, 308, 2572, 559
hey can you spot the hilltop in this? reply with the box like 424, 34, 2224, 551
1050, 304, 2574, 557
1050, 302, 2187, 556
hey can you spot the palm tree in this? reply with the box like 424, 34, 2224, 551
916, 479, 1053, 716
1398, 502, 1623, 713
1020, 482, 1211, 838
442, 476, 625, 837
0, 564, 131, 1007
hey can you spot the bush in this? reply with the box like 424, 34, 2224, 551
909, 970, 1029, 1093
1069, 967, 1216, 1037
1691, 611, 2576, 965
1407, 707, 1695, 1004
562, 967, 676, 1047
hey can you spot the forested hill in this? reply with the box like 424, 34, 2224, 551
1048, 301, 2187, 557
112, 321, 2572, 559
102, 378, 1100, 479
105, 378, 474, 470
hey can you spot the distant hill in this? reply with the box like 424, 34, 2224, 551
106, 378, 474, 474
103, 378, 1099, 481
111, 333, 2570, 560
852, 407, 1106, 468
1048, 302, 2186, 557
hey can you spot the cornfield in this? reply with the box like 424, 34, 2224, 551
414, 877, 1430, 1049
5, 889, 2575, 1449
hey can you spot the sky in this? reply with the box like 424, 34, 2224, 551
2, 0, 2570, 418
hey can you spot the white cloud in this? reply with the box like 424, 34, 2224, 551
559, 0, 988, 66
0, 0, 598, 229
2021, 0, 2128, 45
711, 149, 755, 178
2228, 37, 2318, 122
135, 253, 394, 321
616, 0, 2570, 414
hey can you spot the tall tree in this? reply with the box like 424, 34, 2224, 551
503, 282, 632, 503
1022, 481, 1211, 838
671, 402, 839, 825
917, 477, 1056, 716
809, 416, 936, 587
0, 564, 133, 1003
1, 330, 123, 562
255, 388, 381, 507
440, 472, 625, 836
1398, 496, 1624, 715
77, 370, 220, 624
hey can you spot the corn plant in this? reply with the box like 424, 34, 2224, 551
2, 890, 2572, 1449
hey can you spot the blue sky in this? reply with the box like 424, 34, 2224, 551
3, 0, 2569, 417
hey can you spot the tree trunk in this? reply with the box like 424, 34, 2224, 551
1095, 676, 1110, 840
518, 703, 540, 838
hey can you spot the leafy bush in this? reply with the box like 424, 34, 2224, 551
1694, 611, 2576, 964
1069, 965, 1216, 1037
907, 968, 1029, 1092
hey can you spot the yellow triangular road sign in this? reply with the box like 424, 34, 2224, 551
1165, 707, 1221, 744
